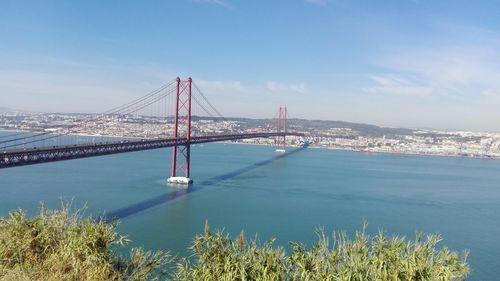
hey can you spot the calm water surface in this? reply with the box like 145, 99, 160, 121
1, 133, 499, 280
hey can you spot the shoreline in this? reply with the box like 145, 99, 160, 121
306, 145, 500, 160
1, 130, 498, 161
221, 141, 500, 161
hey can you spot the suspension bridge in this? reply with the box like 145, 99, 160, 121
0, 77, 304, 183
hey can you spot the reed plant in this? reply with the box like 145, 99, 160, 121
0, 204, 170, 281
173, 223, 469, 281
0, 205, 469, 281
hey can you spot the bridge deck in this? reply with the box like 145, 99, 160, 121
1, 132, 303, 169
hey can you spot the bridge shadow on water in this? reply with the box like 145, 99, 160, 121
104, 146, 306, 222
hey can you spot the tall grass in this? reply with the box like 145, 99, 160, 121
0, 206, 469, 280
0, 204, 170, 281
172, 223, 469, 281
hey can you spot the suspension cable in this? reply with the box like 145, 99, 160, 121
1, 80, 176, 148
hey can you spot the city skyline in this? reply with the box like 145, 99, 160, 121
2, 0, 500, 131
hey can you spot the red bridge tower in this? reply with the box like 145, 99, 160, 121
167, 77, 193, 184
276, 106, 288, 153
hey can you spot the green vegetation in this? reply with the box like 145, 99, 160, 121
173, 223, 469, 281
0, 204, 169, 281
0, 205, 469, 281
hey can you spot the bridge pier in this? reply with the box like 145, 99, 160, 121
167, 77, 193, 185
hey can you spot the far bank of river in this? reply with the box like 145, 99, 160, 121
2, 129, 498, 161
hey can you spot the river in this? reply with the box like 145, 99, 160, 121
1, 132, 499, 280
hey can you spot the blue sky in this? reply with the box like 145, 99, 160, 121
1, 0, 500, 131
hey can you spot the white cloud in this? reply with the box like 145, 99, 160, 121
368, 27, 500, 101
0, 52, 182, 114
196, 79, 244, 92
195, 79, 308, 96
367, 75, 433, 98
0, 69, 167, 113
266, 81, 307, 94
